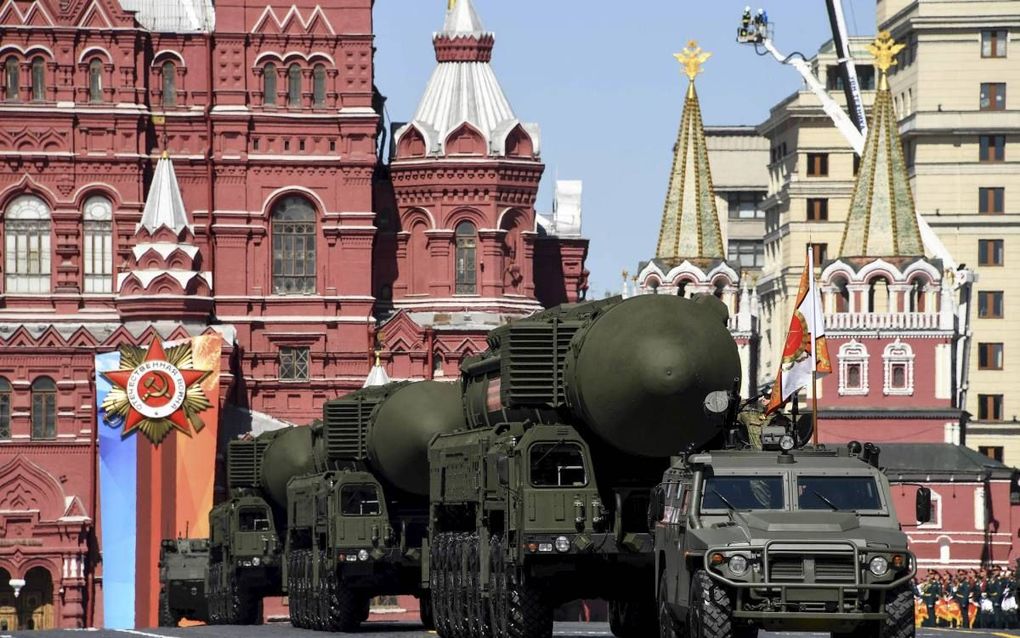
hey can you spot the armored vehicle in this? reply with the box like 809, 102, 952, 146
285, 381, 465, 631
427, 294, 742, 638
207, 425, 325, 624
158, 538, 210, 626
653, 438, 931, 638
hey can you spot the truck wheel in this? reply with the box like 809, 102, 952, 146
287, 552, 302, 628
880, 584, 915, 638
489, 536, 509, 638
431, 533, 449, 637
207, 564, 221, 624
420, 593, 435, 630
158, 592, 177, 627
507, 566, 552, 638
688, 570, 732, 638
658, 573, 679, 638
469, 534, 489, 638
324, 567, 362, 632
453, 533, 469, 638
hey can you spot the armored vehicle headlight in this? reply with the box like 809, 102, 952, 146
252, 556, 261, 567
728, 555, 748, 575
869, 556, 889, 576
358, 549, 370, 561
779, 435, 795, 451
190, 587, 198, 596
555, 536, 570, 553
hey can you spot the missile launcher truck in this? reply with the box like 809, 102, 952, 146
426, 294, 742, 638
285, 381, 465, 631
207, 425, 326, 624
158, 537, 210, 626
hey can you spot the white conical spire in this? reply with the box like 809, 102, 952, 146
444, 0, 485, 35
140, 153, 190, 233
362, 351, 391, 388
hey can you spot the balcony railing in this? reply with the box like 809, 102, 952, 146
825, 312, 942, 331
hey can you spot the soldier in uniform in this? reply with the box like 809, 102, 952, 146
954, 571, 971, 628
923, 574, 939, 627
990, 569, 1005, 628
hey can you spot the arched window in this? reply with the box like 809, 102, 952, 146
832, 276, 850, 313
883, 339, 914, 396
455, 221, 477, 295
909, 278, 927, 312
271, 196, 316, 295
287, 64, 301, 107
31, 377, 56, 440
838, 339, 869, 396
4, 56, 18, 101
4, 194, 52, 293
0, 377, 10, 440
263, 63, 277, 106
88, 59, 103, 103
868, 276, 890, 313
161, 61, 176, 107
312, 64, 326, 107
31, 56, 44, 101
83, 196, 113, 293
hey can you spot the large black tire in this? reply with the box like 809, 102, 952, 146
420, 594, 435, 630
507, 563, 552, 638
323, 567, 363, 632
158, 592, 178, 628
611, 598, 658, 638
287, 552, 303, 628
452, 533, 469, 638
431, 534, 450, 637
658, 573, 679, 638
880, 584, 915, 638
489, 536, 509, 638
688, 570, 732, 638
468, 534, 489, 638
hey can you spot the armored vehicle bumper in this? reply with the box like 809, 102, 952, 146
702, 540, 914, 631
166, 580, 208, 615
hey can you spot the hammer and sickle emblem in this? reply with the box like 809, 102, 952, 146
142, 372, 171, 401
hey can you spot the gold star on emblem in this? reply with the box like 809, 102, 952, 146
674, 40, 712, 81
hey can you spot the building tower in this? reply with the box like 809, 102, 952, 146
816, 33, 960, 444
379, 0, 589, 380
633, 41, 758, 398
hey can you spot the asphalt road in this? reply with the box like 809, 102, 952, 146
4, 622, 1020, 638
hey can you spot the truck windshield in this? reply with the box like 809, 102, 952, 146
530, 442, 588, 487
797, 476, 882, 511
238, 508, 272, 532
341, 484, 381, 516
701, 475, 784, 511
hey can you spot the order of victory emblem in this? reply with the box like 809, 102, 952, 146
101, 336, 213, 445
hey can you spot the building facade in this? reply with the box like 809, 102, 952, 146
878, 0, 1020, 463
0, 0, 586, 629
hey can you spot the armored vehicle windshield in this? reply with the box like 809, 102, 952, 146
699, 469, 888, 514
796, 475, 882, 512
702, 475, 784, 511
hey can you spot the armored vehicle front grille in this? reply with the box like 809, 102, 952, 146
324, 395, 380, 461
814, 557, 855, 583
227, 439, 269, 489
503, 323, 579, 407
768, 557, 804, 581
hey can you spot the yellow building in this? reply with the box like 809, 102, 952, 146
879, 0, 1020, 463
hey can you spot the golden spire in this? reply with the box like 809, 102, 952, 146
674, 40, 711, 82
868, 31, 904, 89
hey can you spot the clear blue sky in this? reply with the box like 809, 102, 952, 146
374, 1, 876, 298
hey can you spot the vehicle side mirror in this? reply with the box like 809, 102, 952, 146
916, 487, 932, 524
496, 456, 509, 486
647, 486, 666, 532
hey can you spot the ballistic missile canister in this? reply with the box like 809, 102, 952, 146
461, 294, 741, 457
325, 381, 466, 496
227, 425, 326, 511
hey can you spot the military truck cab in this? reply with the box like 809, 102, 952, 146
207, 493, 281, 624
654, 446, 927, 638
158, 538, 210, 626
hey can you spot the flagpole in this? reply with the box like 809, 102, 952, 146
808, 245, 820, 447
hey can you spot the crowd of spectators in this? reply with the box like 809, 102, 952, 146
913, 568, 1018, 628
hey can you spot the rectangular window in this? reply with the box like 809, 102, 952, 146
978, 239, 1004, 266
797, 476, 881, 511
978, 291, 1004, 318
980, 83, 1006, 111
980, 135, 1006, 162
979, 187, 1005, 214
826, 65, 876, 91
340, 485, 381, 516
807, 153, 829, 177
982, 30, 1008, 58
807, 198, 829, 221
978, 394, 1004, 421
31, 392, 56, 440
809, 243, 828, 268
0, 390, 9, 440
978, 343, 1004, 370
726, 191, 765, 219
727, 240, 765, 269
279, 346, 310, 381
702, 475, 785, 511
5, 221, 51, 293
530, 443, 588, 487
979, 446, 1005, 463
84, 221, 113, 293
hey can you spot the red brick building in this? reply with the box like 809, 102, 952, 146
0, 0, 587, 628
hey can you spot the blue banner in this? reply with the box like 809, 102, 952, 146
96, 351, 136, 629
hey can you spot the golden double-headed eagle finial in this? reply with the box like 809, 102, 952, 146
448, 0, 457, 10
674, 40, 712, 81
868, 31, 905, 74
